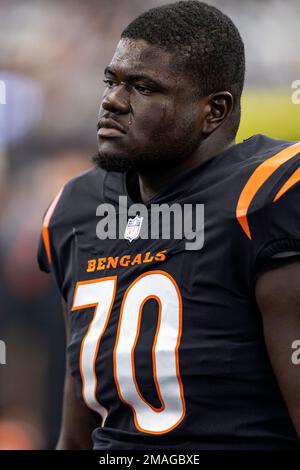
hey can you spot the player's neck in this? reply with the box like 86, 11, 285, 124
137, 137, 236, 203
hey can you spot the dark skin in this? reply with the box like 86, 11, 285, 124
56, 301, 98, 450
255, 261, 300, 438
57, 38, 300, 449
97, 38, 235, 202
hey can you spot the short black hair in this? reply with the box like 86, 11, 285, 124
121, 1, 245, 107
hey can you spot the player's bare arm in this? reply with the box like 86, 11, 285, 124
56, 301, 97, 450
256, 260, 300, 438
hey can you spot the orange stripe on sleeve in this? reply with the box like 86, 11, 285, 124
42, 187, 64, 265
236, 142, 300, 240
273, 167, 300, 202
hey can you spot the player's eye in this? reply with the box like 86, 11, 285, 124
103, 79, 117, 88
134, 84, 153, 95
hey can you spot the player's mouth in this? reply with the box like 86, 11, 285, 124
97, 117, 127, 138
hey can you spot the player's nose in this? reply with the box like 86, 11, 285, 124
101, 85, 130, 114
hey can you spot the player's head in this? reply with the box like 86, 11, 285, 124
95, 0, 245, 172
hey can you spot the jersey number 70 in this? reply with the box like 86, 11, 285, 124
71, 270, 186, 434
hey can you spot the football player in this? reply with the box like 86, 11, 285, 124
38, 1, 300, 449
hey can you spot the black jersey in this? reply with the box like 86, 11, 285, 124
38, 134, 300, 450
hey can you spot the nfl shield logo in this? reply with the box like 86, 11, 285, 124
124, 215, 143, 242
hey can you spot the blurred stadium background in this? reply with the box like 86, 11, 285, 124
0, 0, 299, 449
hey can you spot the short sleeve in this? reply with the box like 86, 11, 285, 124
251, 180, 300, 270
37, 186, 65, 279
37, 233, 51, 273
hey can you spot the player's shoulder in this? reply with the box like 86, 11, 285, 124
63, 166, 107, 199
207, 134, 300, 200
235, 134, 300, 195
237, 133, 300, 169
235, 134, 300, 240
45, 166, 108, 231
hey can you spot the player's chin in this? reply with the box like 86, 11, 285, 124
93, 146, 136, 173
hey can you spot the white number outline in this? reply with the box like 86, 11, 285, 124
71, 270, 185, 434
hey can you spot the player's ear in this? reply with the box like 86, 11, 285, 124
202, 91, 234, 135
